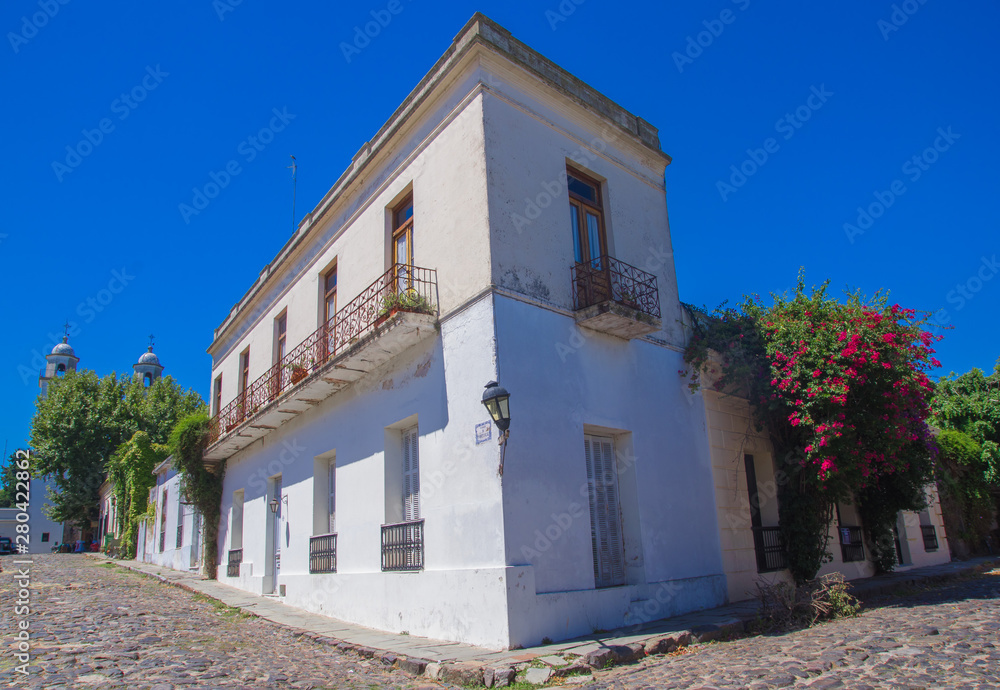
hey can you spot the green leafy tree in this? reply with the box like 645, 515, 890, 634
931, 363, 1000, 555
30, 371, 205, 537
0, 450, 28, 507
684, 273, 939, 581
106, 432, 169, 558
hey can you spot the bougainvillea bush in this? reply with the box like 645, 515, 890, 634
684, 273, 941, 581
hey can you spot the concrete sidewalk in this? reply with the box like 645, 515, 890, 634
102, 555, 996, 686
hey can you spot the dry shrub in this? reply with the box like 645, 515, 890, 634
753, 572, 861, 633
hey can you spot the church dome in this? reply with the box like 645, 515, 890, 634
51, 338, 75, 357
138, 348, 160, 366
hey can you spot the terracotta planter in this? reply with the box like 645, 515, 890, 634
290, 367, 308, 384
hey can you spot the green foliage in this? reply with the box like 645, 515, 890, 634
684, 272, 938, 581
29, 370, 205, 535
752, 572, 860, 633
379, 290, 435, 316
931, 362, 1000, 555
106, 431, 168, 559
0, 450, 26, 508
169, 413, 225, 578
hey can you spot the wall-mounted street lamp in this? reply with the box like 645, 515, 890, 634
269, 495, 287, 514
482, 381, 511, 476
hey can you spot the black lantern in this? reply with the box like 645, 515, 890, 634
482, 381, 511, 476
269, 496, 286, 514
482, 381, 511, 432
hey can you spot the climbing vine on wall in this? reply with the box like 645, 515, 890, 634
106, 431, 169, 558
683, 271, 940, 581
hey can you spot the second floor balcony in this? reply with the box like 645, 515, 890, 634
204, 264, 439, 461
571, 256, 662, 339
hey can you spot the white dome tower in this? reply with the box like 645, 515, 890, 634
134, 335, 164, 387
39, 333, 80, 398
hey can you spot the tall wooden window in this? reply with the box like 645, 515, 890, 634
239, 349, 251, 393
584, 434, 625, 588
276, 314, 287, 363
402, 427, 420, 522
324, 267, 338, 323
568, 170, 606, 265
213, 375, 223, 416
393, 195, 414, 291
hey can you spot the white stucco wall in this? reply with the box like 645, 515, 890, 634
494, 295, 726, 647
141, 466, 202, 571
216, 296, 510, 648
0, 473, 64, 554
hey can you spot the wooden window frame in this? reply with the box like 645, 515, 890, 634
568, 169, 608, 264
323, 266, 338, 324
213, 375, 223, 416
392, 194, 414, 267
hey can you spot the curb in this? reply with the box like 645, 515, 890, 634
95, 555, 997, 687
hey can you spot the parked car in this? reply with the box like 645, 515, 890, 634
0, 537, 14, 555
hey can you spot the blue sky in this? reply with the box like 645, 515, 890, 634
2, 0, 998, 452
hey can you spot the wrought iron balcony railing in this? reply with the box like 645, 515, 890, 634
226, 548, 243, 578
752, 526, 788, 573
309, 534, 337, 574
839, 525, 865, 563
571, 255, 661, 319
381, 519, 424, 572
921, 524, 939, 551
208, 264, 438, 446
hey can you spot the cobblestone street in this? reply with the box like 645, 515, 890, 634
582, 567, 1000, 690
0, 555, 439, 689
3, 555, 999, 689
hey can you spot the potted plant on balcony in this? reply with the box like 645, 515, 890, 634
376, 291, 435, 326
284, 356, 314, 384
619, 289, 640, 310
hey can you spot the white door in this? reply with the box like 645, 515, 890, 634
190, 511, 202, 568
585, 435, 626, 588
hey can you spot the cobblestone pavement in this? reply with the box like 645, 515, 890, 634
582, 567, 1000, 689
0, 554, 440, 689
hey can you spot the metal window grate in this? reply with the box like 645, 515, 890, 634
159, 531, 165, 553
176, 523, 184, 549
571, 255, 661, 319
227, 549, 243, 578
309, 534, 337, 574
839, 525, 865, 562
381, 520, 424, 572
752, 526, 788, 573
208, 264, 438, 446
921, 524, 939, 551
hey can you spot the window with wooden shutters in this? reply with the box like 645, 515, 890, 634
402, 427, 420, 521
584, 435, 625, 588
328, 458, 336, 534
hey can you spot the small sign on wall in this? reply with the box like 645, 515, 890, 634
475, 422, 492, 445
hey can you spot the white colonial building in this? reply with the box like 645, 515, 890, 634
194, 14, 952, 650
136, 456, 204, 572
202, 14, 724, 649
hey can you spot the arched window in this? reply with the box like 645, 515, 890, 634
144, 373, 153, 387
56, 363, 66, 375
